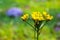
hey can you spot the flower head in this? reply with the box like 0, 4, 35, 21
6, 7, 23, 17
43, 11, 53, 20
31, 12, 45, 21
21, 14, 29, 21
46, 15, 53, 20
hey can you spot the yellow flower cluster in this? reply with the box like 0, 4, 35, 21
43, 12, 53, 20
31, 12, 53, 21
21, 14, 29, 21
31, 12, 45, 21
21, 12, 53, 21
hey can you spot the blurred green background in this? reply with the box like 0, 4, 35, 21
0, 0, 60, 40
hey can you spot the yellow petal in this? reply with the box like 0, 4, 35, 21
43, 11, 48, 16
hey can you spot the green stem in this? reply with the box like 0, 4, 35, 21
21, 19, 35, 29
36, 27, 39, 40
22, 20, 34, 29
34, 28, 36, 40
37, 30, 39, 40
25, 21, 34, 28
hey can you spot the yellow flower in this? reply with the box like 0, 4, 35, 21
37, 12, 45, 21
43, 11, 53, 20
31, 12, 38, 20
31, 11, 53, 21
46, 16, 53, 20
38, 12, 43, 17
21, 14, 29, 21
31, 12, 45, 21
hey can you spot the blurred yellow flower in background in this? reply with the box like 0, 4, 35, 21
21, 14, 29, 21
